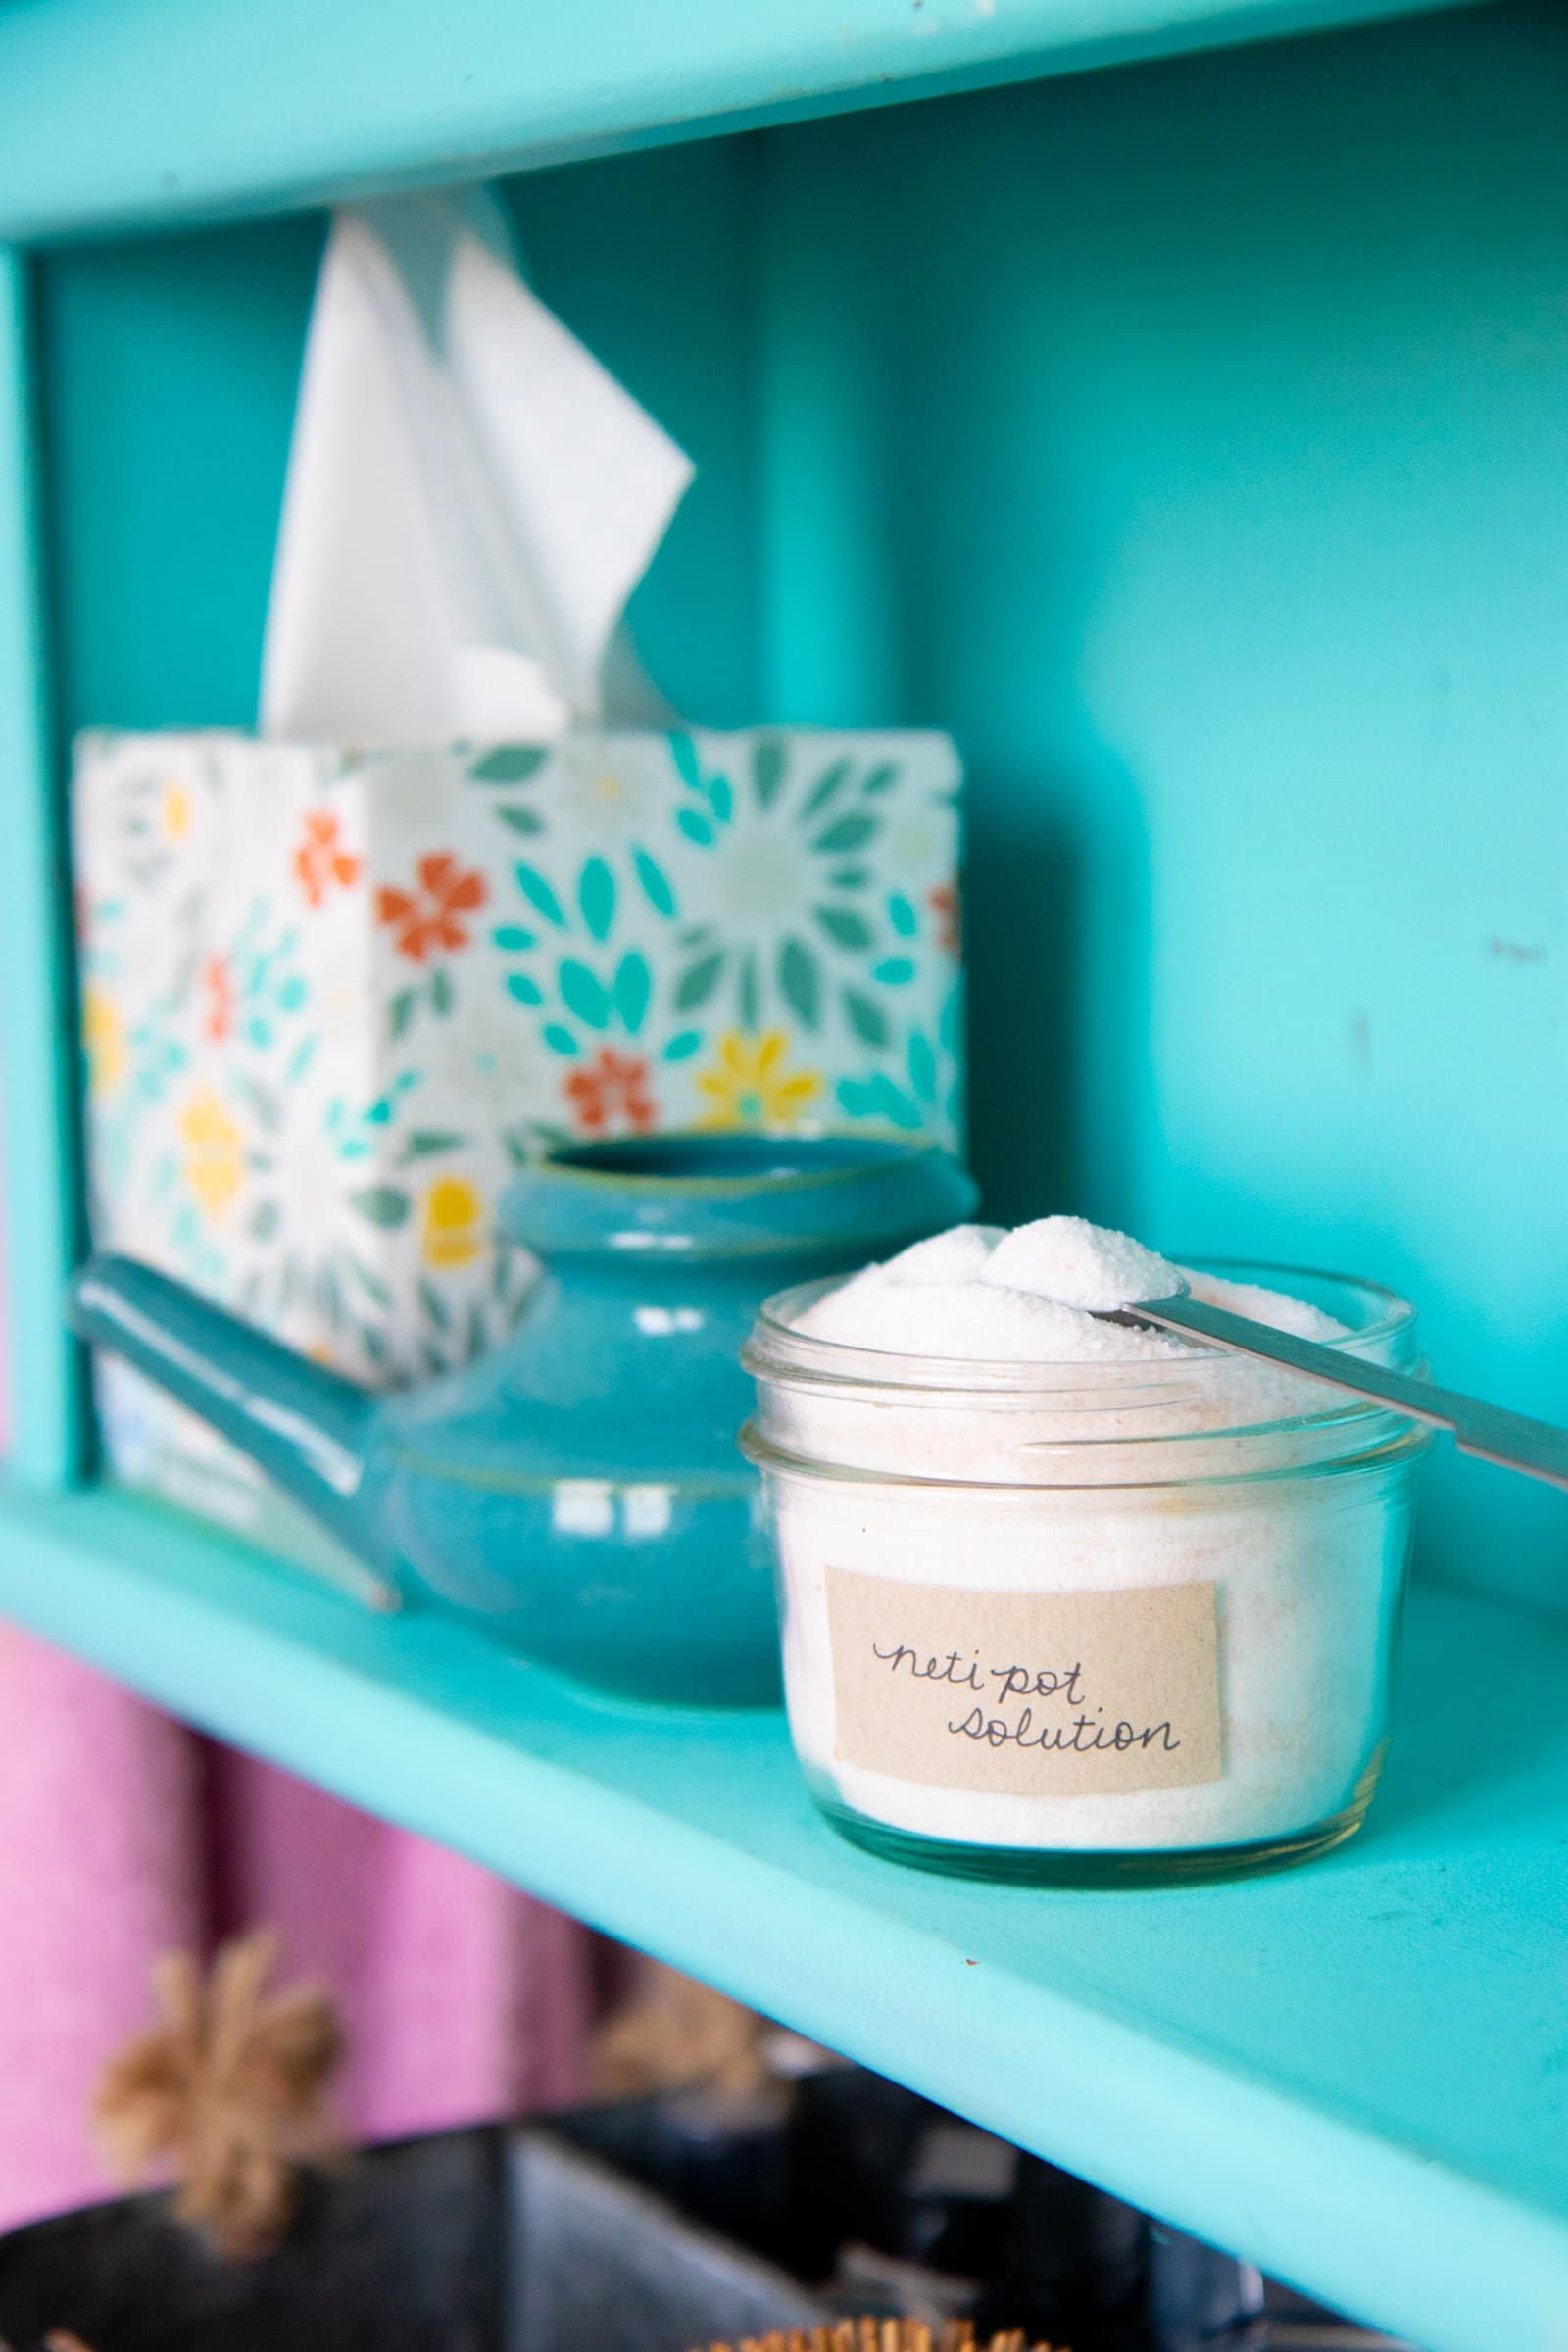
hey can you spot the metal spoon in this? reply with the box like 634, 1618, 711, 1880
1098, 1285, 1568, 1494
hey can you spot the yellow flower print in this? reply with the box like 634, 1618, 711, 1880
422, 1175, 485, 1269
560, 755, 652, 847
161, 778, 192, 841
81, 981, 128, 1099
178, 1085, 245, 1224
697, 1030, 822, 1130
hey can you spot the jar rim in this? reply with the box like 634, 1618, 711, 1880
738, 1411, 1431, 1493
744, 1257, 1417, 1432
498, 1132, 978, 1259
524, 1130, 952, 1197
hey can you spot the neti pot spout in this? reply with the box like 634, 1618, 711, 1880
68, 1254, 386, 1571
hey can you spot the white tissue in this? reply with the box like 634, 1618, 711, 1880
260, 189, 694, 745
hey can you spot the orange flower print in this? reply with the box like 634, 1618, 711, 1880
377, 853, 487, 963
564, 1049, 657, 1137
929, 883, 960, 956
293, 810, 362, 908
202, 953, 235, 1043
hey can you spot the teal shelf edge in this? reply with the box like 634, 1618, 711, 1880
0, 0, 1490, 243
1, 1482, 1566, 2352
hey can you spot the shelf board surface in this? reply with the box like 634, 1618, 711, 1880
0, 1481, 1565, 2352
0, 0, 1490, 242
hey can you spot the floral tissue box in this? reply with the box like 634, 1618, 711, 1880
74, 726, 963, 1585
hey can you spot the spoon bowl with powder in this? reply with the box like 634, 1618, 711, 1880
1097, 1283, 1568, 1494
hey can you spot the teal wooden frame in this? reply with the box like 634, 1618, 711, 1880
5, 9, 1568, 2347
0, 244, 83, 1489
0, 0, 1505, 1499
0, 0, 1488, 243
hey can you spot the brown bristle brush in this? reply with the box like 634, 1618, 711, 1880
696, 2323, 1066, 2352
92, 1926, 344, 2261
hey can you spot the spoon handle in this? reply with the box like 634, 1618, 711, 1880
1119, 1293, 1568, 1494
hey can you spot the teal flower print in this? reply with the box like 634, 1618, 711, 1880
228, 900, 311, 1051
836, 977, 964, 1138
495, 849, 688, 1071
666, 735, 910, 1042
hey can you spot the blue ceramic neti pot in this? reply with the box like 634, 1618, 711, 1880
69, 1134, 976, 1704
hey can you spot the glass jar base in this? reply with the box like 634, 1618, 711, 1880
811, 1783, 1378, 1887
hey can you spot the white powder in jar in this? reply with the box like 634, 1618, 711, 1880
795, 1214, 1339, 1356
756, 1219, 1419, 1861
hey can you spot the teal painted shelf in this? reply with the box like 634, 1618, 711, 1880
0, 0, 1489, 242
1, 1482, 1565, 2352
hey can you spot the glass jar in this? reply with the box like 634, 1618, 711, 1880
741, 1263, 1428, 1886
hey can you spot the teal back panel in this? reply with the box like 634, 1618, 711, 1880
753, 0, 1568, 1612
37, 0, 1568, 1610
42, 215, 322, 728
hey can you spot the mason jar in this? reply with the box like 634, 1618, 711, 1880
741, 1264, 1427, 1886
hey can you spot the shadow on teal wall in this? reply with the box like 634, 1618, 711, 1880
37, 0, 1568, 1613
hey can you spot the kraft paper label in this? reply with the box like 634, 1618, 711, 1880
825, 1568, 1222, 1797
